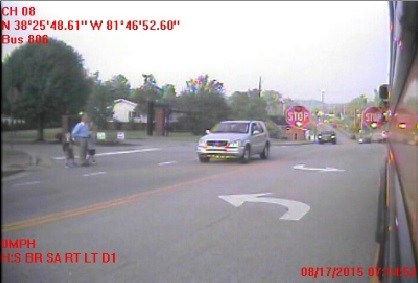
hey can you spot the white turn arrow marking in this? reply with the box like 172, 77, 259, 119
13, 181, 41, 187
52, 148, 161, 160
83, 172, 107, 177
218, 193, 310, 221
158, 161, 177, 166
293, 164, 345, 172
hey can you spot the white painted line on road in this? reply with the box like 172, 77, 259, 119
158, 161, 177, 166
52, 148, 161, 160
13, 181, 41, 187
293, 163, 345, 172
97, 148, 161, 156
83, 172, 107, 177
219, 193, 310, 221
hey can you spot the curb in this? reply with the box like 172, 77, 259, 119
2, 169, 25, 178
271, 143, 313, 146
270, 140, 314, 146
1, 153, 48, 180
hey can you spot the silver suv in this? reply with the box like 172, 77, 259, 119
196, 120, 270, 163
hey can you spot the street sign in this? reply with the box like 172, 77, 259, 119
97, 132, 106, 140
362, 107, 384, 129
285, 105, 310, 128
117, 132, 125, 140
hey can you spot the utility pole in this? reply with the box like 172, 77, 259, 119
320, 89, 326, 122
7, 87, 20, 150
258, 76, 262, 97
321, 89, 326, 113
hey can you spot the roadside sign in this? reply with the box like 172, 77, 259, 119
285, 106, 310, 128
362, 107, 384, 129
97, 132, 106, 140
117, 132, 125, 140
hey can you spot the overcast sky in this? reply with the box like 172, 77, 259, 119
2, 1, 390, 103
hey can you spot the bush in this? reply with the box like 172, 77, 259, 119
265, 119, 281, 138
95, 131, 121, 145
349, 124, 360, 135
268, 115, 286, 126
55, 132, 63, 142
2, 122, 11, 131
96, 139, 119, 145
45, 120, 61, 128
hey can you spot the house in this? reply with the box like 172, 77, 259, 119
277, 125, 307, 140
111, 99, 181, 125
286, 127, 307, 140
1, 114, 25, 125
111, 99, 146, 123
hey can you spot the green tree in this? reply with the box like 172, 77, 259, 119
178, 75, 229, 134
2, 38, 90, 140
85, 72, 115, 129
161, 83, 178, 108
230, 91, 250, 120
105, 74, 132, 101
229, 89, 268, 121
161, 84, 177, 100
132, 74, 163, 113
347, 94, 368, 133
262, 90, 282, 116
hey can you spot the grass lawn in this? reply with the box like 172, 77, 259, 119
2, 128, 61, 141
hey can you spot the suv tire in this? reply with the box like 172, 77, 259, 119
199, 155, 210, 162
241, 145, 251, 163
260, 142, 270, 159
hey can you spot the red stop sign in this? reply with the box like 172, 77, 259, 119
362, 107, 384, 128
285, 106, 310, 128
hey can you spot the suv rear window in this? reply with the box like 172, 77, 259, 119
212, 122, 249, 133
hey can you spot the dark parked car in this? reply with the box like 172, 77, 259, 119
358, 134, 372, 144
318, 130, 336, 145
371, 132, 388, 143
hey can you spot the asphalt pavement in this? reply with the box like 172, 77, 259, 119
1, 136, 312, 180
1, 129, 388, 282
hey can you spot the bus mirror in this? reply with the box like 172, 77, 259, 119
379, 84, 389, 100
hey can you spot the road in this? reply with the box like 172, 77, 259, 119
1, 132, 386, 282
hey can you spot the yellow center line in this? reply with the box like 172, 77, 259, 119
2, 164, 258, 232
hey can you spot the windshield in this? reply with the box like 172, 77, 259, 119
2, 1, 417, 282
211, 122, 249, 133
320, 131, 335, 135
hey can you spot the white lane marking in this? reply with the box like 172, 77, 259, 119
83, 172, 107, 177
293, 163, 345, 172
13, 181, 41, 187
158, 161, 177, 166
52, 148, 161, 160
219, 193, 310, 221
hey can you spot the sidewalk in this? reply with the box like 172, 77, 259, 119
1, 141, 58, 179
271, 139, 313, 146
1, 137, 313, 178
2, 147, 35, 178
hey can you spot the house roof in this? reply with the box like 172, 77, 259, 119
114, 99, 138, 107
